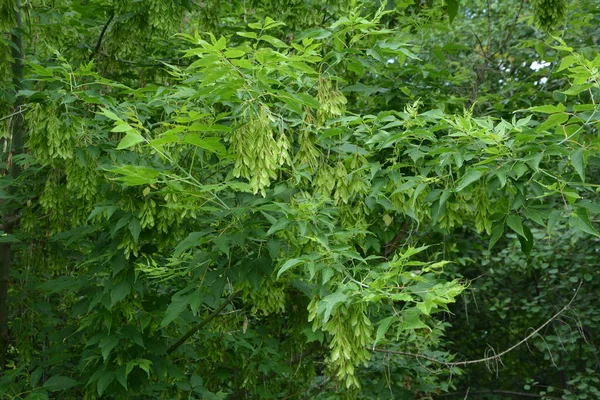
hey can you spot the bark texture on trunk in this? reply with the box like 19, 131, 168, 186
0, 0, 24, 371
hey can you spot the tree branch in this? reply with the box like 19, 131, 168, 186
382, 221, 410, 258
97, 51, 190, 68
167, 290, 239, 355
491, 0, 526, 59
0, 105, 28, 123
373, 282, 582, 367
435, 389, 561, 399
90, 10, 114, 61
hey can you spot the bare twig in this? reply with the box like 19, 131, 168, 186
491, 0, 526, 59
0, 106, 28, 124
373, 282, 582, 367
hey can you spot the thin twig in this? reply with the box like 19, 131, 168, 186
98, 52, 190, 68
486, 0, 493, 58
373, 282, 582, 367
491, 0, 526, 59
0, 106, 28, 123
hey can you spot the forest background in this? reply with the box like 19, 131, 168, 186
1, 0, 599, 399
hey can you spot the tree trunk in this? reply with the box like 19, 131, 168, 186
0, 0, 24, 372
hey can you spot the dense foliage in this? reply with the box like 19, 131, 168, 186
0, 0, 599, 399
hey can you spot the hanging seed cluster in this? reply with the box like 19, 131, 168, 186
308, 300, 372, 389
239, 278, 287, 315
531, 0, 567, 32
27, 104, 77, 164
295, 110, 320, 172
232, 109, 291, 195
317, 77, 347, 124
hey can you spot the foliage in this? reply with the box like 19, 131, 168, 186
0, 0, 599, 399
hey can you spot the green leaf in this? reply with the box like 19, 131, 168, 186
321, 291, 348, 322
128, 218, 141, 242
99, 335, 120, 361
237, 31, 257, 39
267, 218, 290, 235
110, 280, 131, 306
572, 104, 595, 111
277, 258, 304, 279
43, 376, 78, 391
116, 132, 145, 150
160, 295, 190, 328
96, 371, 114, 396
137, 359, 153, 377
399, 308, 429, 332
213, 235, 231, 257
31, 367, 43, 387
507, 215, 526, 238
374, 316, 394, 346
569, 208, 600, 237
517, 224, 534, 257
446, 0, 459, 23
295, 93, 321, 109
100, 108, 122, 121
295, 28, 331, 41
188, 55, 221, 68
25, 390, 49, 400
569, 148, 585, 181
38, 276, 84, 294
126, 359, 152, 378
264, 17, 286, 30
108, 166, 160, 186
259, 35, 288, 48
17, 89, 39, 97
174, 230, 211, 257
557, 55, 575, 72
0, 233, 21, 243
223, 49, 246, 58
115, 365, 128, 390
527, 103, 566, 113
332, 143, 369, 156
536, 113, 569, 133
523, 208, 545, 227
416, 299, 435, 315
111, 123, 134, 133
183, 135, 227, 155
455, 167, 485, 192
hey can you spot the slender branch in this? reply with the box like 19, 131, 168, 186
0, 105, 28, 123
373, 282, 582, 367
382, 221, 410, 258
167, 290, 239, 355
490, 0, 526, 59
90, 10, 114, 61
486, 0, 493, 58
98, 52, 190, 68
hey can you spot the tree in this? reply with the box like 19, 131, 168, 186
0, 0, 598, 399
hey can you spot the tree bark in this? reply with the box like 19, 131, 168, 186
0, 0, 24, 372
